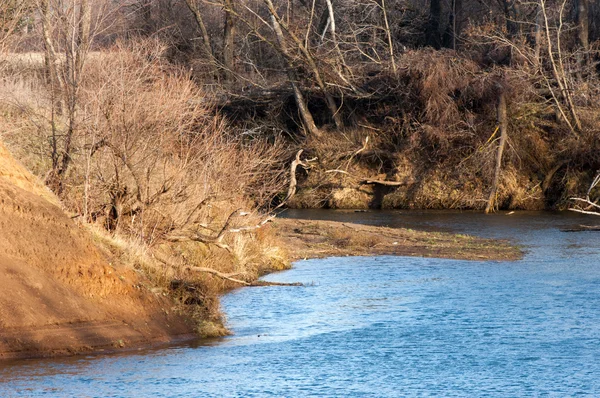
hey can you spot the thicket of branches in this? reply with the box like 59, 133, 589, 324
2, 0, 600, 214
0, 1, 295, 333
98, 0, 600, 210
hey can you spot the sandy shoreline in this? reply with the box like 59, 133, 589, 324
0, 215, 521, 361
273, 218, 522, 262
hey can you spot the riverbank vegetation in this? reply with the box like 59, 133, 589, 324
0, 0, 595, 338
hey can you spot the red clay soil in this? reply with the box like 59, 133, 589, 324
0, 144, 195, 360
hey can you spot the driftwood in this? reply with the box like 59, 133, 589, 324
186, 266, 302, 287
569, 171, 600, 217
324, 138, 410, 187
274, 149, 316, 210
325, 169, 407, 186
165, 208, 242, 250
155, 253, 302, 287
344, 136, 369, 169
245, 280, 303, 287
154, 150, 314, 287
186, 266, 251, 285
164, 149, 314, 248
360, 179, 407, 186
227, 215, 275, 233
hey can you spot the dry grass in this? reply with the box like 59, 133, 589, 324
0, 40, 292, 337
84, 208, 291, 336
329, 228, 384, 249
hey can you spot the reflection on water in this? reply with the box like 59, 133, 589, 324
1, 211, 600, 397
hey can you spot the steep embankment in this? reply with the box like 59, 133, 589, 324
0, 144, 194, 359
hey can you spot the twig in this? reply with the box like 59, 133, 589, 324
569, 197, 600, 210
187, 266, 251, 285
569, 208, 600, 216
360, 179, 407, 186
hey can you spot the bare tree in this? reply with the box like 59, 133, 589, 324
426, 0, 441, 48
539, 0, 582, 133
575, 0, 590, 74
184, 0, 215, 59
37, 0, 98, 192
576, 0, 590, 51
223, 0, 237, 80
268, 7, 321, 136
0, 1, 32, 55
263, 0, 345, 129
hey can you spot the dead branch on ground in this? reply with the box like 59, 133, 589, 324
274, 149, 317, 210
325, 169, 408, 187
154, 253, 302, 287
569, 171, 600, 216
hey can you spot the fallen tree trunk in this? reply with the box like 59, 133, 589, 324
155, 253, 303, 287
186, 266, 251, 285
186, 266, 303, 287
325, 169, 407, 187
274, 149, 316, 210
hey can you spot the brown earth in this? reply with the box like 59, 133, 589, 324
0, 141, 521, 360
274, 218, 522, 262
0, 143, 195, 360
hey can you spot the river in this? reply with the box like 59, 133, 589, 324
1, 210, 599, 397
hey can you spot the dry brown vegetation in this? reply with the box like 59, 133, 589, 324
0, 35, 291, 335
0, 0, 599, 339
281, 46, 600, 210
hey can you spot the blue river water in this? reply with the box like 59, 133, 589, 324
1, 210, 599, 397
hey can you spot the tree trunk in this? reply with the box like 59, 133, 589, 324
485, 91, 508, 214
452, 0, 462, 50
576, 0, 590, 50
503, 0, 520, 38
533, 7, 542, 70
380, 0, 397, 71
59, 0, 92, 180
540, 0, 582, 133
575, 0, 589, 76
75, 0, 91, 74
324, 0, 352, 74
49, 0, 92, 188
264, 0, 342, 129
39, 0, 63, 88
426, 0, 441, 49
223, 0, 236, 80
269, 14, 320, 137
184, 0, 215, 59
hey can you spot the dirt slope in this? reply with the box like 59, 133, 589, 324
0, 143, 194, 359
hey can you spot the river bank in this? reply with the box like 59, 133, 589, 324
0, 138, 519, 361
1, 211, 596, 396
273, 218, 521, 262
0, 216, 520, 361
